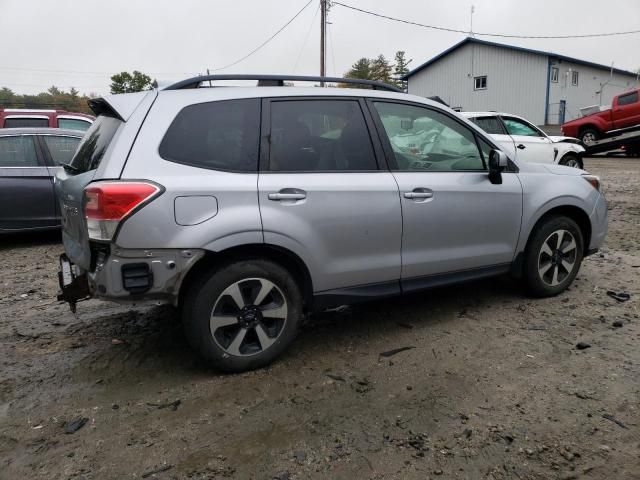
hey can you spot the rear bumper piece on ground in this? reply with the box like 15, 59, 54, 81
589, 192, 608, 252
58, 247, 205, 307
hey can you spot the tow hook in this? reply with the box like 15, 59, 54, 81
58, 254, 90, 313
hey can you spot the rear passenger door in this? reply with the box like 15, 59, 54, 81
39, 134, 82, 223
0, 134, 57, 231
469, 115, 516, 159
258, 98, 402, 294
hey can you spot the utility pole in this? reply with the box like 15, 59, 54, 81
320, 0, 327, 86
469, 5, 475, 37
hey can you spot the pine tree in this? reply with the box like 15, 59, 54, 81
370, 55, 393, 84
393, 51, 411, 91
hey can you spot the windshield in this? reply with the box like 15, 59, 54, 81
69, 115, 122, 173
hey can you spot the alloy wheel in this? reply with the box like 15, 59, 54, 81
582, 132, 596, 145
563, 157, 581, 168
537, 229, 578, 286
210, 278, 288, 357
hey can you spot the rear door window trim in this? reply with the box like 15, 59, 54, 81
259, 96, 386, 173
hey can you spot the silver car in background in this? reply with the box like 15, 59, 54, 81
55, 75, 607, 372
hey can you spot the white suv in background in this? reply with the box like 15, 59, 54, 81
462, 112, 585, 168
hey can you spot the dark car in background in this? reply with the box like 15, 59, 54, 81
0, 128, 83, 232
0, 109, 94, 131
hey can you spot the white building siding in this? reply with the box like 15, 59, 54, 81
547, 60, 638, 124
407, 43, 548, 124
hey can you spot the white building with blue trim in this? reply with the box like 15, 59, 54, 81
402, 37, 639, 125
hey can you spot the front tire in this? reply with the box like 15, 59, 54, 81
524, 216, 584, 297
182, 259, 303, 372
559, 153, 583, 169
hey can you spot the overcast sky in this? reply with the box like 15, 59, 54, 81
1, 0, 638, 96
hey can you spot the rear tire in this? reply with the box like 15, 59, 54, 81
580, 128, 599, 146
559, 153, 583, 169
523, 216, 584, 297
182, 259, 303, 372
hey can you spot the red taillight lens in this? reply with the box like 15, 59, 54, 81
84, 182, 161, 240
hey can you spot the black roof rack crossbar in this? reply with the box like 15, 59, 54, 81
163, 74, 403, 93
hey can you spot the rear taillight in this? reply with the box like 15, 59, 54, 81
84, 181, 161, 241
582, 175, 601, 192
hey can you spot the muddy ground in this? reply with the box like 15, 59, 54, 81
1, 157, 639, 480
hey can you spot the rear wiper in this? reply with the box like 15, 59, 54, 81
61, 162, 81, 174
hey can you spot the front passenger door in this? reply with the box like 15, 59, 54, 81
501, 116, 555, 164
369, 101, 523, 288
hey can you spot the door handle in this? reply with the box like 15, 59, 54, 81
517, 144, 526, 150
268, 191, 306, 201
404, 188, 434, 202
403, 192, 433, 199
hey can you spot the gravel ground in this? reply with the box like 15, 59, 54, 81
1, 157, 638, 480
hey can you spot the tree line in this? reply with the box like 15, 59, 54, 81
343, 51, 411, 91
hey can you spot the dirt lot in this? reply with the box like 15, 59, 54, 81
1, 157, 638, 480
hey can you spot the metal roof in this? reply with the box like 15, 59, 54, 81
402, 37, 639, 80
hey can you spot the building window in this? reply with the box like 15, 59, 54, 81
474, 75, 487, 90
550, 67, 559, 83
571, 71, 579, 86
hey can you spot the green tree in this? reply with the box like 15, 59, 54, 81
110, 70, 155, 94
393, 51, 411, 91
343, 58, 373, 87
370, 54, 393, 84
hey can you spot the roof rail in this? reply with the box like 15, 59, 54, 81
163, 74, 403, 93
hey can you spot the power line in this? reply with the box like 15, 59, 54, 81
211, 0, 314, 72
293, 3, 321, 73
333, 2, 640, 39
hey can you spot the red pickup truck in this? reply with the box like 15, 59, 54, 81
561, 89, 640, 145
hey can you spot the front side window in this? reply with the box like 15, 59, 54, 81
0, 136, 39, 167
471, 116, 505, 135
4, 117, 49, 128
268, 100, 377, 172
474, 76, 487, 90
373, 102, 485, 172
551, 67, 559, 83
160, 99, 260, 172
618, 91, 639, 106
572, 71, 579, 86
42, 135, 81, 165
502, 117, 543, 137
58, 118, 92, 131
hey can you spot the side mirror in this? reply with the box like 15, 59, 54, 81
488, 149, 508, 185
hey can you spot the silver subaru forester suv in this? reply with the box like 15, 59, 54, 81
56, 75, 607, 372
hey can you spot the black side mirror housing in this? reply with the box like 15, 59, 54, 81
488, 149, 508, 185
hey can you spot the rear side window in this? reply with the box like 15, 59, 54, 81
4, 117, 49, 128
0, 136, 39, 167
42, 135, 81, 165
471, 116, 505, 135
618, 92, 638, 106
58, 118, 92, 131
159, 99, 260, 172
69, 115, 122, 172
268, 100, 377, 171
